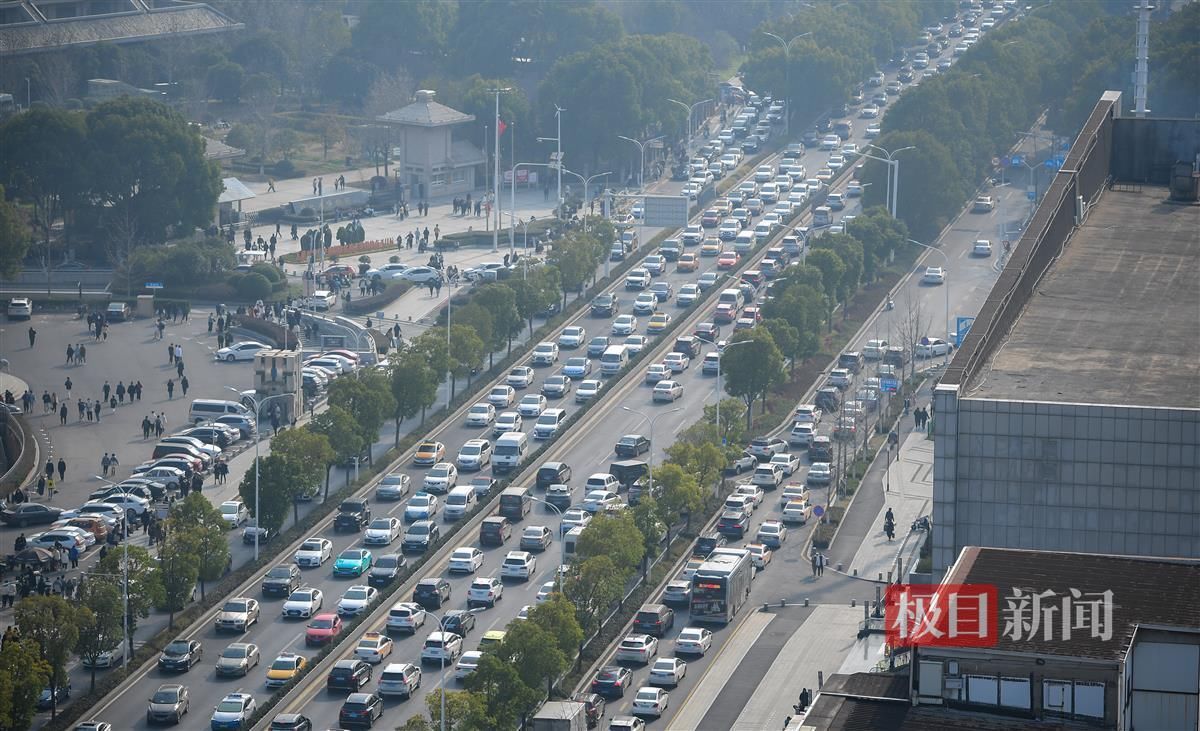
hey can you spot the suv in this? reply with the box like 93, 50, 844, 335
326, 659, 371, 691
809, 436, 833, 462
261, 565, 302, 597
536, 462, 572, 491
673, 336, 702, 358
693, 532, 727, 557
633, 604, 676, 637
591, 293, 618, 318
412, 578, 451, 609
334, 499, 371, 532
479, 516, 512, 546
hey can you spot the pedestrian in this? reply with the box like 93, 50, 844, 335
78, 399, 86, 421
267, 177, 276, 193
102, 381, 111, 402
180, 376, 189, 396
65, 344, 74, 366
42, 391, 51, 413
36, 474, 45, 497
817, 552, 826, 576
116, 381, 126, 403
135, 381, 143, 400
168, 342, 175, 363
155, 414, 164, 437
110, 395, 117, 413
68, 544, 79, 569
207, 313, 215, 333
166, 379, 175, 399
77, 343, 85, 364
56, 458, 66, 481
175, 343, 183, 362
27, 326, 36, 348
59, 403, 67, 425
94, 399, 102, 423
101, 453, 111, 476
63, 378, 72, 400
50, 392, 58, 413
86, 402, 93, 422
176, 359, 185, 379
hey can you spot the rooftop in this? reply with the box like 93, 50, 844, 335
377, 90, 474, 128
966, 186, 1200, 408
945, 546, 1200, 661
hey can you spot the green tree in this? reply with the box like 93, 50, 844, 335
390, 350, 439, 440
632, 497, 665, 578
74, 582, 124, 690
575, 510, 644, 575
269, 426, 335, 499
0, 108, 85, 252
206, 60, 245, 102
497, 620, 566, 697
565, 555, 625, 636
452, 303, 495, 368
15, 595, 79, 718
546, 232, 599, 304
425, 688, 487, 731
762, 280, 824, 363
804, 248, 844, 327
238, 453, 300, 532
721, 330, 784, 426
354, 0, 457, 76
329, 369, 395, 450
169, 492, 230, 600
447, 323, 486, 398
0, 637, 50, 730
464, 653, 541, 729
652, 461, 705, 531
310, 405, 367, 495
0, 188, 29, 279
762, 318, 800, 374
157, 529, 200, 628
509, 269, 559, 335
473, 283, 522, 354
527, 594, 584, 659
410, 330, 451, 380
859, 130, 969, 242
95, 544, 162, 658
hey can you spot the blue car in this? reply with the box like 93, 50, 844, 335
333, 549, 373, 577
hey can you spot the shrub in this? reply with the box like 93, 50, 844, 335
345, 280, 411, 315
249, 262, 283, 284
273, 159, 297, 178
233, 272, 272, 301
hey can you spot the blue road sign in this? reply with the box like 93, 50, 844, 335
812, 505, 825, 518
144, 282, 164, 289
1001, 155, 1011, 167
1009, 154, 1024, 167
955, 316, 976, 348
1027, 190, 1037, 201
881, 377, 899, 393
1061, 141, 1071, 151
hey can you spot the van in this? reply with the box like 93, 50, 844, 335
536, 462, 572, 491
838, 351, 864, 374
734, 230, 755, 253
498, 486, 532, 521
563, 526, 584, 560
306, 290, 337, 311
585, 473, 620, 493
493, 432, 528, 473
189, 399, 251, 425
609, 460, 649, 489
106, 301, 130, 321
599, 345, 629, 376
718, 288, 745, 310
479, 516, 512, 546
443, 486, 476, 521
813, 206, 833, 227
533, 408, 566, 440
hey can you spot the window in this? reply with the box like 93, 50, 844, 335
1074, 681, 1104, 718
966, 674, 998, 705
1044, 680, 1072, 714
999, 677, 1031, 709
452, 169, 467, 184
431, 173, 447, 188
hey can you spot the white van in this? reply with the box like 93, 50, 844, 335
533, 408, 567, 440
189, 399, 252, 425
718, 288, 745, 310
306, 290, 337, 311
734, 230, 755, 253
443, 485, 476, 521
599, 345, 629, 376
813, 206, 833, 227
493, 432, 528, 473
563, 526, 584, 560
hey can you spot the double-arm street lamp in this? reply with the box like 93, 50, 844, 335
667, 97, 714, 154
695, 337, 755, 444
91, 475, 133, 668
226, 386, 295, 560
861, 144, 917, 218
536, 105, 565, 220
426, 608, 483, 731
907, 239, 952, 364
621, 406, 683, 497
617, 135, 665, 191
761, 31, 812, 136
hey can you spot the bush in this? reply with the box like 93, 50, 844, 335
233, 272, 272, 301
273, 159, 298, 178
345, 280, 411, 315
249, 263, 283, 284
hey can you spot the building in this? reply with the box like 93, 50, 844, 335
932, 90, 1200, 576
377, 90, 485, 201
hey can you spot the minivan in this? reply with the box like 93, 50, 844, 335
734, 230, 755, 253
498, 486, 532, 521
493, 432, 528, 473
443, 486, 476, 521
599, 345, 629, 376
717, 288, 745, 310
633, 604, 675, 637
479, 516, 512, 546
838, 351, 864, 373
536, 462, 572, 491
533, 408, 566, 440
189, 399, 252, 425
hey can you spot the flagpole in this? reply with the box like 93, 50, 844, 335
510, 121, 516, 259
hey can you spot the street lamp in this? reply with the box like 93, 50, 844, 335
616, 135, 664, 191
426, 608, 481, 731
761, 32, 812, 136
559, 168, 612, 233
91, 475, 132, 668
907, 239, 951, 364
695, 337, 755, 444
536, 105, 565, 220
862, 144, 917, 218
621, 406, 683, 497
528, 497, 566, 590
667, 97, 713, 154
225, 387, 293, 560
489, 87, 513, 253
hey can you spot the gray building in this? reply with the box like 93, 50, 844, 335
377, 90, 486, 201
932, 91, 1200, 576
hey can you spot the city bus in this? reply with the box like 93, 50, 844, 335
689, 549, 754, 624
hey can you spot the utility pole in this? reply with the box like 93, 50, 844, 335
489, 87, 512, 252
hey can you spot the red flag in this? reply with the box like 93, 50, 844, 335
497, 119, 508, 136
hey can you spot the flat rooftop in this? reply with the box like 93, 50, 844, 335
967, 186, 1199, 408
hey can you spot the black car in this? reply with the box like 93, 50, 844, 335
802, 129, 820, 147
814, 387, 841, 413
693, 532, 727, 557
0, 503, 62, 527
717, 511, 748, 538
660, 241, 681, 261
590, 293, 618, 318
158, 638, 202, 672
36, 683, 71, 711
334, 499, 371, 532
269, 714, 313, 731
673, 336, 702, 358
261, 565, 302, 597
366, 553, 405, 587
536, 461, 572, 491
339, 692, 383, 727
574, 692, 607, 728
614, 434, 651, 458
442, 609, 476, 636
402, 521, 439, 553
412, 577, 452, 609
326, 659, 372, 692
591, 665, 634, 698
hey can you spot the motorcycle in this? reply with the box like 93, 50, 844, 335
911, 516, 931, 533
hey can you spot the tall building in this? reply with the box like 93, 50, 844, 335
932, 90, 1200, 576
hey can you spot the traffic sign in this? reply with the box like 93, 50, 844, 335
642, 195, 689, 228
881, 377, 899, 393
955, 316, 976, 348
1001, 155, 1011, 167
1009, 155, 1024, 167
1027, 190, 1037, 201
144, 282, 163, 289
812, 505, 825, 518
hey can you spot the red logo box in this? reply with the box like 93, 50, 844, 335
885, 583, 999, 648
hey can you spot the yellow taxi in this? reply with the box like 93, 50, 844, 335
700, 239, 723, 257
677, 253, 699, 273
713, 198, 733, 217
478, 630, 507, 651
646, 313, 672, 334
354, 632, 394, 664
413, 441, 445, 466
265, 652, 307, 688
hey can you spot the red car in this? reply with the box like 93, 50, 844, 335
717, 251, 740, 269
700, 209, 721, 228
714, 304, 737, 324
305, 613, 343, 646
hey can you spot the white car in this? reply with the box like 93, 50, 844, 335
616, 634, 659, 664
560, 508, 591, 534
807, 462, 833, 485
648, 658, 687, 687
421, 631, 463, 664
467, 576, 504, 608
455, 651, 483, 681
724, 494, 755, 518
782, 501, 813, 524
532, 342, 559, 365
492, 411, 523, 436
448, 547, 485, 574
770, 453, 802, 476
518, 394, 548, 417
663, 353, 690, 373
653, 380, 684, 402
916, 337, 953, 358
282, 587, 324, 618
645, 363, 671, 385
500, 551, 537, 580
404, 492, 439, 522
294, 538, 333, 567
558, 326, 587, 348
506, 366, 535, 389
633, 292, 658, 315
401, 266, 441, 283
789, 422, 816, 446
575, 380, 603, 403
216, 341, 270, 363
423, 462, 458, 492
745, 542, 773, 569
211, 693, 256, 729
563, 357, 592, 379
624, 335, 648, 354
385, 601, 427, 634
922, 266, 946, 285
734, 483, 765, 507
456, 439, 492, 471
337, 585, 379, 616
674, 627, 713, 655
972, 239, 993, 256
677, 284, 700, 307
583, 490, 622, 513
865, 123, 881, 138
757, 520, 788, 548
465, 402, 496, 427
354, 633, 394, 664
363, 517, 402, 545
487, 385, 516, 408
612, 315, 638, 336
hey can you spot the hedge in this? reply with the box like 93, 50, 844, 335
344, 280, 412, 315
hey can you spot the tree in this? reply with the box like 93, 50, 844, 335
464, 653, 541, 729
15, 595, 79, 719
632, 497, 665, 578
206, 60, 245, 102
497, 620, 566, 697
0, 108, 85, 253
721, 330, 785, 426
310, 405, 367, 495
0, 637, 50, 731
565, 555, 625, 637
169, 492, 230, 600
473, 283, 522, 354
353, 0, 457, 77
762, 318, 800, 373
575, 511, 644, 575
390, 350, 439, 440
425, 688, 487, 731
805, 248, 846, 310
896, 290, 930, 380
157, 530, 199, 628
762, 280, 824, 363
362, 69, 416, 119
95, 544, 162, 659
447, 324, 486, 398
238, 454, 300, 532
329, 369, 395, 451
74, 582, 124, 691
0, 188, 29, 279
452, 304, 495, 368
528, 594, 584, 660
411, 330, 451, 380
509, 270, 559, 336
652, 461, 705, 530
546, 234, 595, 305
269, 426, 334, 499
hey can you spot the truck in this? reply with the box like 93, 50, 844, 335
529, 700, 588, 731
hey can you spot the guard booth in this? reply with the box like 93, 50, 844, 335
253, 349, 301, 424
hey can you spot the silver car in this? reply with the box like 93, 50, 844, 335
147, 684, 189, 724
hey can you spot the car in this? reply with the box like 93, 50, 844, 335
378, 663, 422, 697
590, 665, 636, 700
448, 547, 485, 574
745, 542, 773, 569
211, 642, 259, 678
717, 251, 740, 270
535, 580, 559, 604
717, 510, 749, 537
652, 380, 683, 402
400, 266, 441, 283
632, 687, 670, 718
677, 253, 700, 273
214, 340, 271, 364
734, 483, 765, 508
725, 494, 755, 518
558, 326, 587, 348
561, 508, 591, 534
326, 659, 372, 692
587, 336, 611, 358
413, 441, 445, 466
615, 634, 658, 664
1, 503, 63, 527
265, 652, 308, 688
420, 631, 463, 665
282, 588, 324, 619
612, 314, 638, 336
453, 651, 483, 681
972, 195, 996, 212
757, 520, 788, 548
487, 384, 516, 408
501, 366, 535, 391
583, 490, 622, 513
615, 434, 651, 458
663, 352, 689, 373
922, 265, 946, 285
210, 690, 257, 730
368, 553, 405, 587
423, 462, 458, 493
363, 517, 402, 545
456, 439, 492, 471
770, 452, 802, 476
644, 363, 671, 385
649, 281, 673, 303
541, 375, 572, 398
261, 564, 302, 597
158, 637, 203, 673
563, 357, 593, 379
532, 341, 560, 365
333, 548, 373, 577
782, 500, 813, 524
645, 312, 670, 334
354, 632, 394, 664
386, 601, 428, 634
633, 292, 658, 315
576, 379, 603, 402
492, 411, 523, 436
972, 239, 993, 256
501, 550, 538, 580
789, 422, 817, 446
215, 597, 260, 632
404, 492, 439, 522
465, 402, 496, 427
643, 254, 666, 276
147, 684, 189, 724
916, 337, 953, 358
337, 585, 379, 617
467, 576, 504, 608
674, 627, 713, 656
518, 393, 548, 417
591, 293, 619, 317
520, 524, 553, 551
748, 436, 787, 460
403, 521, 440, 553
7, 297, 33, 320
807, 462, 833, 485
648, 658, 687, 687
374, 473, 411, 502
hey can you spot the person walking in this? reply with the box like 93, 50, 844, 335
94, 398, 102, 423
65, 344, 74, 366
67, 544, 79, 569
175, 359, 185, 379
116, 381, 126, 404
180, 376, 189, 397
817, 552, 826, 576
58, 402, 68, 425
102, 381, 111, 402
101, 453, 111, 477
63, 378, 72, 400
166, 379, 175, 399
810, 553, 819, 577
56, 458, 66, 482
78, 399, 86, 422
168, 342, 175, 363
28, 326, 36, 348
77, 343, 86, 364
45, 459, 54, 482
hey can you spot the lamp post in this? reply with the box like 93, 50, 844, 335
862, 145, 917, 218
761, 32, 812, 136
616, 135, 664, 191
489, 87, 513, 253
667, 97, 713, 154
225, 387, 294, 560
560, 168, 612, 233
621, 406, 683, 497
528, 497, 566, 590
536, 105, 564, 220
426, 608, 481, 731
696, 337, 754, 446
91, 475, 132, 668
906, 239, 951, 364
